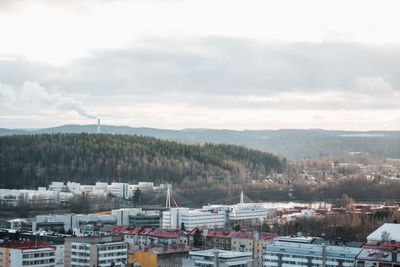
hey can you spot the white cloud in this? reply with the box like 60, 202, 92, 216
0, 81, 97, 119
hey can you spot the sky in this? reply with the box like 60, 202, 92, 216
1, 0, 400, 130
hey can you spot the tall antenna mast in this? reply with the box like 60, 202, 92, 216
97, 119, 101, 134
165, 184, 171, 208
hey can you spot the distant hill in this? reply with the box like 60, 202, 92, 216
0, 133, 283, 188
1, 125, 400, 158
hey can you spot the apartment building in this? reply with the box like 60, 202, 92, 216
64, 235, 128, 267
356, 248, 400, 267
0, 241, 56, 267
231, 232, 276, 267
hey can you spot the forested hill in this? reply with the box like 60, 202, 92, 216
0, 134, 284, 189
2, 125, 400, 158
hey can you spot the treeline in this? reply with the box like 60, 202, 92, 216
0, 133, 283, 188
273, 210, 400, 242
173, 177, 400, 205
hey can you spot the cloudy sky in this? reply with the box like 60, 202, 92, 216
1, 0, 400, 130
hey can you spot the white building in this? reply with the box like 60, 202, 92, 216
0, 241, 56, 267
138, 182, 154, 191
108, 183, 129, 199
282, 209, 317, 221
54, 244, 65, 267
65, 236, 128, 267
30, 207, 153, 233
162, 207, 227, 230
263, 241, 362, 267
95, 182, 108, 192
112, 208, 145, 225
0, 189, 73, 207
66, 182, 81, 194
48, 182, 65, 192
204, 203, 268, 221
367, 223, 400, 244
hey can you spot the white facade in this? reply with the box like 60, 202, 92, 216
263, 241, 362, 267
205, 203, 268, 221
54, 244, 64, 267
1, 181, 156, 204
162, 207, 226, 230
138, 182, 154, 192
69, 239, 127, 267
66, 182, 81, 194
95, 182, 108, 192
282, 209, 317, 221
32, 207, 149, 232
111, 208, 143, 225
9, 246, 56, 267
0, 189, 73, 207
108, 183, 129, 199
70, 241, 91, 266
48, 182, 65, 192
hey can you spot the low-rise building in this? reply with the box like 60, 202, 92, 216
111, 208, 160, 227
183, 249, 253, 267
263, 241, 362, 267
162, 207, 227, 230
108, 183, 129, 199
128, 244, 191, 267
356, 248, 400, 267
0, 241, 56, 267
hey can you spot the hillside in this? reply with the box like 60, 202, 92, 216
0, 134, 283, 188
1, 125, 400, 158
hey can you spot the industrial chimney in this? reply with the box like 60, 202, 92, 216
97, 119, 101, 134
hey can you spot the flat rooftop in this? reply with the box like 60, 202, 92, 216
265, 241, 363, 259
190, 249, 252, 259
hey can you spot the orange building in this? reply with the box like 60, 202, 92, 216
128, 245, 192, 267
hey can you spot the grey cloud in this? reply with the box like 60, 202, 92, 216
1, 37, 400, 111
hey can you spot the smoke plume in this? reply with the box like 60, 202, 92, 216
0, 81, 97, 119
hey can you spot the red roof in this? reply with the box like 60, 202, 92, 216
129, 244, 195, 255
144, 228, 181, 239
109, 225, 276, 241
233, 231, 277, 241
108, 225, 145, 235
363, 241, 400, 252
0, 241, 54, 250
205, 229, 238, 239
